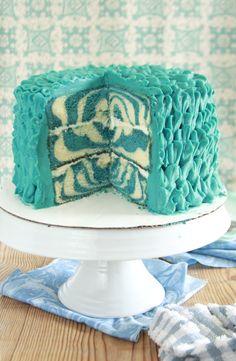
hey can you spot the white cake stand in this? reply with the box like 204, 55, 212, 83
0, 183, 231, 318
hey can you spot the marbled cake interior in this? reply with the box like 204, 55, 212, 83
46, 86, 151, 206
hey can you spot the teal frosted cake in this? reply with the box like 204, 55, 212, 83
12, 65, 226, 214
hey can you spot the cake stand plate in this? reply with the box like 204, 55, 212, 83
0, 183, 231, 318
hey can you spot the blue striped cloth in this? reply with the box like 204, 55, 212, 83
149, 304, 236, 361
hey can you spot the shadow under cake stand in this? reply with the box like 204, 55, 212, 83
0, 183, 231, 318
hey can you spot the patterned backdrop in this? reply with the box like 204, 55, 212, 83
0, 0, 236, 190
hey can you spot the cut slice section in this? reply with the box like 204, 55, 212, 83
46, 83, 152, 207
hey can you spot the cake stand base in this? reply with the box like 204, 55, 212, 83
58, 260, 164, 318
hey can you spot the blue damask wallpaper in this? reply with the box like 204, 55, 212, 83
0, 0, 236, 189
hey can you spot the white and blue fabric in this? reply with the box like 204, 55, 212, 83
164, 227, 236, 268
149, 303, 236, 361
0, 258, 205, 342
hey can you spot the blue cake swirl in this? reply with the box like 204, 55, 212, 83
12, 65, 226, 214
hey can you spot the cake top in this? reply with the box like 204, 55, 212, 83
14, 65, 212, 103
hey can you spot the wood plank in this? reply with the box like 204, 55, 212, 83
0, 297, 30, 361
0, 242, 50, 271
184, 280, 236, 305
188, 264, 236, 282
1, 305, 159, 361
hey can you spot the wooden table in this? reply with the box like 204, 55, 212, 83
0, 242, 235, 361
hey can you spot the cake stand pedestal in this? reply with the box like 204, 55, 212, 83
0, 183, 231, 318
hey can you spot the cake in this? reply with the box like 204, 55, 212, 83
12, 65, 226, 214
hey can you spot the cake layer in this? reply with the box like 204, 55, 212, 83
111, 125, 149, 170
52, 153, 110, 205
109, 88, 150, 170
46, 88, 109, 130
108, 88, 150, 127
48, 122, 110, 169
110, 153, 147, 205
